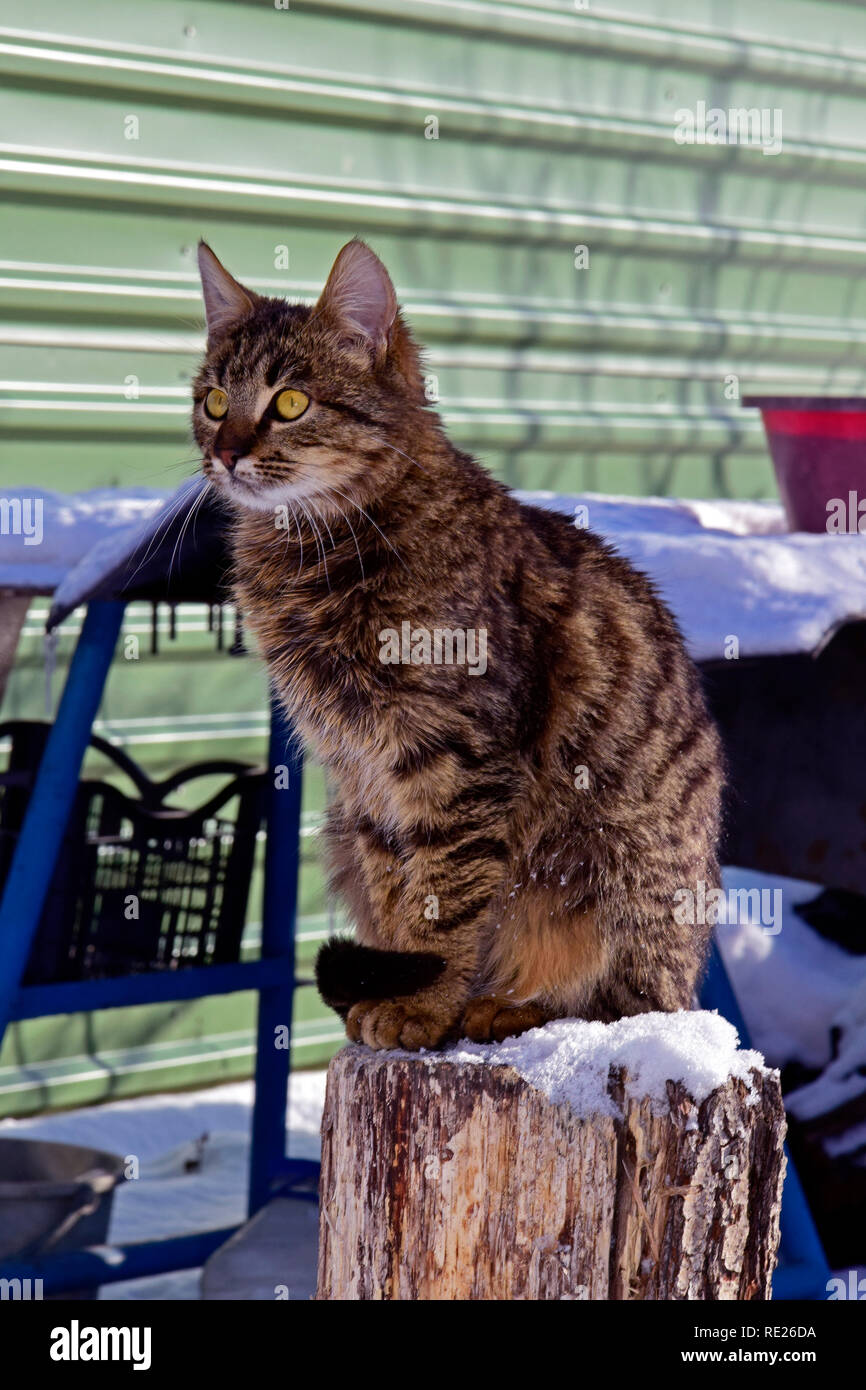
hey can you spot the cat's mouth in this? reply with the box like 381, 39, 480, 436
207, 459, 319, 514
208, 457, 271, 490
208, 470, 257, 497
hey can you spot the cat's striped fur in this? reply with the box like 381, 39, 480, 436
192, 239, 723, 1050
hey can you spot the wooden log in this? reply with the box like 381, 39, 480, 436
317, 1045, 786, 1301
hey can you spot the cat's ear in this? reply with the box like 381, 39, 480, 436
315, 240, 398, 360
197, 242, 259, 341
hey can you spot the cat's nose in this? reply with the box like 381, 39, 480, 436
217, 448, 241, 472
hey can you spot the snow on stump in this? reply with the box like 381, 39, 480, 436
317, 1012, 786, 1300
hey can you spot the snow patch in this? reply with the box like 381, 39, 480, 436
413, 1010, 769, 1119
0, 487, 168, 592
518, 490, 866, 661
0, 1070, 328, 1301
717, 867, 866, 1070
786, 977, 866, 1125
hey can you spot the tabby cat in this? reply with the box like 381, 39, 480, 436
192, 239, 723, 1051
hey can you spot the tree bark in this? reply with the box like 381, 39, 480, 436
317, 1046, 786, 1301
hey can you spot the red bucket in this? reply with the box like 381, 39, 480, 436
745, 395, 866, 534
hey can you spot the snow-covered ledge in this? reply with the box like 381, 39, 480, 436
1, 486, 864, 664
317, 1012, 786, 1301
517, 492, 866, 662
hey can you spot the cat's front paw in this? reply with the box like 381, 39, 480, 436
346, 999, 456, 1051
461, 995, 551, 1043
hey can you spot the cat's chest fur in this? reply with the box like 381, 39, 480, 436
231, 514, 473, 831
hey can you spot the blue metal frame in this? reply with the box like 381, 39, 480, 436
701, 942, 831, 1301
0, 600, 313, 1293
0, 1229, 238, 1296
249, 706, 308, 1215
0, 601, 126, 1027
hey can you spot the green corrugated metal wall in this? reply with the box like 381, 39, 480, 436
7, 0, 866, 497
3, 0, 866, 1109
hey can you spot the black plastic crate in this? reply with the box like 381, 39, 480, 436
0, 721, 266, 985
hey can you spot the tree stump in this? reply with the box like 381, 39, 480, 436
317, 1044, 786, 1300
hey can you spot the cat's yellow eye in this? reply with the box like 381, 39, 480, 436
274, 388, 309, 421
204, 387, 228, 420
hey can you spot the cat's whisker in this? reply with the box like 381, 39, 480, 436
293, 501, 320, 579
329, 486, 408, 572
291, 504, 305, 579
191, 478, 215, 549
311, 497, 345, 585
309, 496, 337, 558
168, 480, 211, 585
296, 498, 330, 590
278, 500, 305, 583
381, 441, 433, 480
138, 457, 204, 483
328, 499, 366, 586
124, 485, 203, 589
167, 483, 203, 586
279, 501, 293, 563
308, 502, 333, 592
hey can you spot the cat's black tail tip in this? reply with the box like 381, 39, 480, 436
315, 936, 446, 1018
